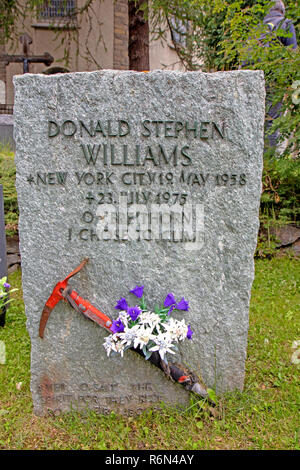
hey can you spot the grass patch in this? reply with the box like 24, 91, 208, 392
0, 258, 299, 450
0, 148, 18, 237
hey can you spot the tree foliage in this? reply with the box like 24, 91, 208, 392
141, 0, 258, 71
144, 0, 299, 158
219, 0, 299, 158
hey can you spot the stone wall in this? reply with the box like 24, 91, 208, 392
113, 0, 129, 70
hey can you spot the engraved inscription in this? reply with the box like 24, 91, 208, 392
37, 381, 164, 415
27, 117, 247, 249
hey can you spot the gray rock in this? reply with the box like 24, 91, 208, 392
291, 239, 300, 256
8, 264, 20, 274
6, 236, 20, 255
270, 224, 300, 247
280, 238, 300, 257
7, 253, 20, 266
13, 70, 265, 416
6, 237, 21, 274
7, 253, 21, 274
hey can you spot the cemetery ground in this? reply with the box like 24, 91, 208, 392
0, 259, 299, 450
1, 149, 299, 450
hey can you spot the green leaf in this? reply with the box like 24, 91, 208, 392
196, 421, 204, 429
207, 388, 218, 404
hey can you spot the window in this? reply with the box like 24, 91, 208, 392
39, 0, 76, 20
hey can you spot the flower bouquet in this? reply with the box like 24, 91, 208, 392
38, 257, 209, 399
103, 285, 207, 398
103, 285, 193, 362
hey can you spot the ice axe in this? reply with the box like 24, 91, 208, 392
39, 257, 112, 338
39, 258, 209, 399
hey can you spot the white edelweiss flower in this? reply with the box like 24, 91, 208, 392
163, 318, 188, 342
118, 326, 139, 347
114, 340, 125, 357
149, 332, 176, 361
133, 325, 156, 350
138, 311, 155, 322
118, 310, 130, 327
103, 335, 117, 357
138, 311, 161, 330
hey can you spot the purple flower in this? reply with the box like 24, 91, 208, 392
164, 292, 176, 308
110, 318, 125, 334
3, 282, 10, 289
176, 297, 190, 311
168, 304, 176, 315
187, 325, 193, 340
130, 285, 144, 298
127, 306, 141, 321
114, 298, 128, 311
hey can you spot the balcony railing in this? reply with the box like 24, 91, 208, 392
0, 105, 13, 115
38, 0, 76, 20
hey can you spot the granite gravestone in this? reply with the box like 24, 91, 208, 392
14, 70, 265, 416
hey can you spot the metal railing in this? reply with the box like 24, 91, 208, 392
39, 0, 76, 19
0, 105, 13, 115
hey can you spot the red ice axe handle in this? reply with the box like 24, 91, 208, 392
63, 287, 112, 331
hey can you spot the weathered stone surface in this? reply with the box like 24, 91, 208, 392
270, 225, 300, 247
6, 235, 20, 255
7, 254, 21, 274
14, 70, 265, 416
5, 236, 21, 273
291, 239, 300, 256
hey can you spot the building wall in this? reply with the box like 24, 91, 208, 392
149, 28, 185, 71
4, 0, 116, 105
2, 0, 183, 106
